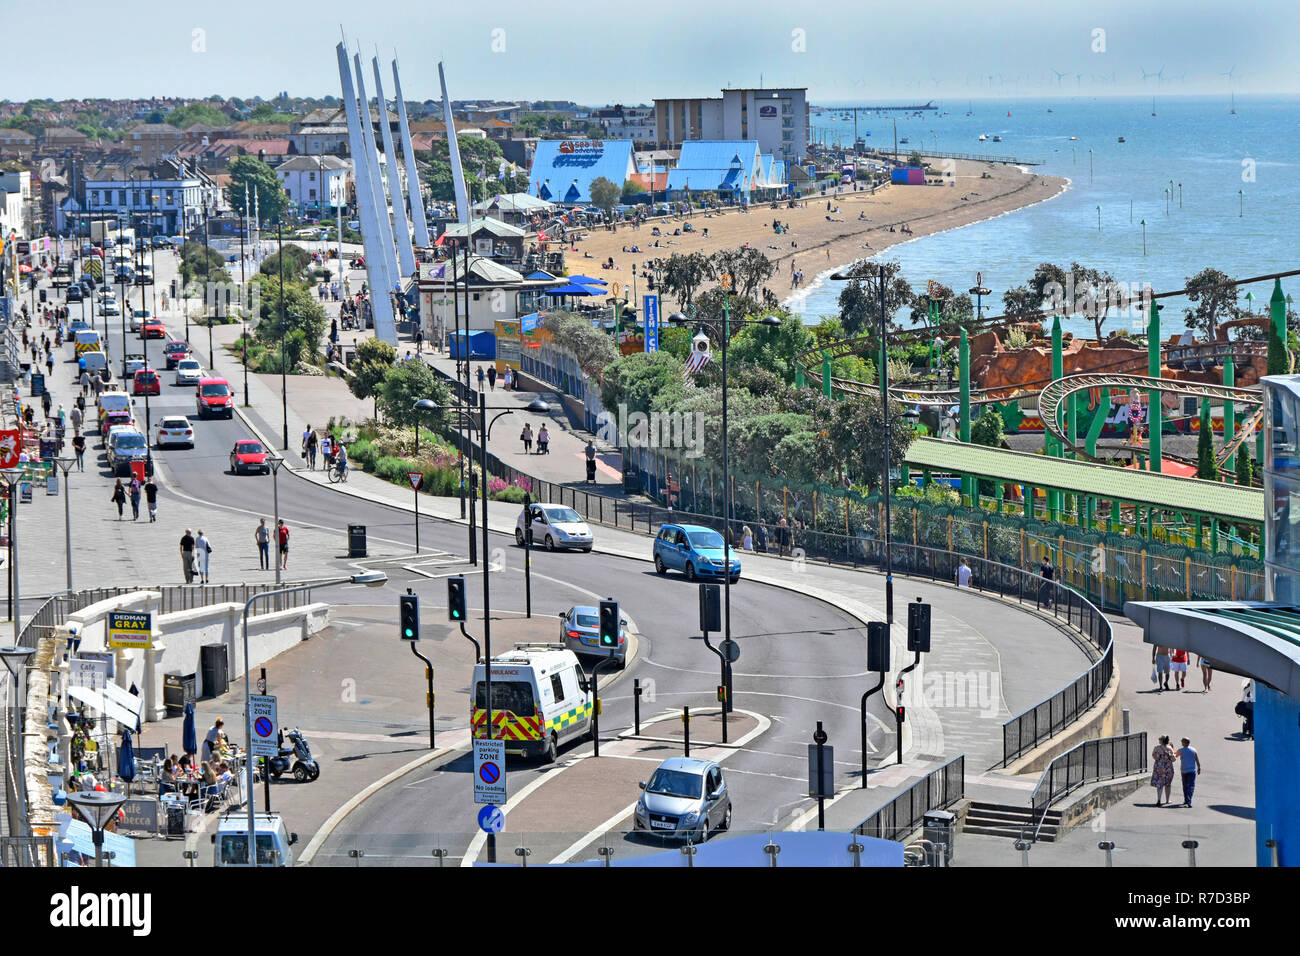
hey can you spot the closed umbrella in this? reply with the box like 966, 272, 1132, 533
117, 728, 136, 795
182, 701, 197, 763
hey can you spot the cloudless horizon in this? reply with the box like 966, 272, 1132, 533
5, 0, 1298, 104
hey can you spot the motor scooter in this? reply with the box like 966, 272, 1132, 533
267, 727, 320, 782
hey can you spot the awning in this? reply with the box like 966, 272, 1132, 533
68, 686, 141, 732
545, 283, 602, 297
57, 818, 137, 867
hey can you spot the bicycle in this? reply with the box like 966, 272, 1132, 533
327, 460, 348, 483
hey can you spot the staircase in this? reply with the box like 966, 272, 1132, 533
962, 802, 1063, 843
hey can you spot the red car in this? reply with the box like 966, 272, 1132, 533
163, 340, 191, 368
140, 320, 166, 339
132, 368, 160, 396
100, 409, 134, 436
229, 440, 270, 475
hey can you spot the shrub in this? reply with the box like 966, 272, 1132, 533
490, 485, 528, 504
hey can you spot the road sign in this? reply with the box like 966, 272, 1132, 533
407, 471, 423, 490
68, 657, 107, 689
107, 611, 152, 649
249, 694, 278, 757
256, 677, 266, 694
473, 739, 507, 805
808, 744, 835, 798
720, 639, 740, 663
477, 804, 505, 834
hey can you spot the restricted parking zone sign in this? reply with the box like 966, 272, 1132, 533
473, 739, 507, 805
249, 695, 278, 757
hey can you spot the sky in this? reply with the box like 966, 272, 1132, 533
6, 0, 1299, 104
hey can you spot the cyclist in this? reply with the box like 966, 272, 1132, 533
335, 443, 349, 481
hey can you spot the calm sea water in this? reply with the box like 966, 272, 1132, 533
787, 94, 1300, 339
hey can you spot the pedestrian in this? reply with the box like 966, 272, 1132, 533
584, 439, 596, 482
1236, 680, 1254, 738
1170, 647, 1189, 690
476, 366, 486, 391
756, 522, 768, 553
56, 404, 66, 431
955, 557, 973, 587
1174, 738, 1201, 807
195, 529, 212, 583
741, 525, 754, 551
1153, 644, 1172, 691
92, 375, 103, 399
301, 424, 314, 464
277, 520, 290, 571
41, 390, 52, 419
306, 431, 318, 470
1150, 735, 1175, 806
520, 422, 533, 454
254, 519, 271, 570
45, 353, 54, 377
110, 479, 126, 519
1038, 558, 1055, 608
79, 370, 90, 395
128, 476, 142, 520
144, 477, 158, 522
1198, 654, 1213, 692
776, 516, 790, 557
180, 528, 196, 583
503, 367, 513, 390
537, 424, 550, 454
72, 431, 86, 471
487, 366, 497, 390
69, 405, 82, 432
415, 328, 424, 355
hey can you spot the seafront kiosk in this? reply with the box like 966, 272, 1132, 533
1125, 373, 1300, 867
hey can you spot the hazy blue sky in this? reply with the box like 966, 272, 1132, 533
8, 0, 1298, 103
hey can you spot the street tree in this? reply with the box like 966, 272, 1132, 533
837, 259, 912, 337
588, 177, 620, 218
378, 361, 450, 428
227, 155, 288, 224
1183, 267, 1243, 341
348, 338, 397, 408
661, 252, 716, 310
252, 276, 327, 357
824, 392, 914, 490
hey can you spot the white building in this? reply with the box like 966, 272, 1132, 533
0, 171, 32, 237
655, 88, 809, 164
58, 159, 220, 236
275, 155, 350, 214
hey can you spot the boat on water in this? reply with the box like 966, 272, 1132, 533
992, 135, 1002, 142
1230, 92, 1237, 115
1069, 135, 1078, 140
1151, 97, 1157, 116
1117, 136, 1126, 143
978, 133, 987, 141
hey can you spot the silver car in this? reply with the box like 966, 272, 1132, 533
558, 605, 628, 667
175, 359, 203, 385
515, 503, 593, 552
634, 758, 732, 841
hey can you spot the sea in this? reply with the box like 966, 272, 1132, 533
785, 94, 1300, 340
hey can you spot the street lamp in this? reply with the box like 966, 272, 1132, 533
0, 467, 25, 646
829, 261, 895, 621
412, 398, 438, 456
65, 790, 127, 867
668, 288, 782, 701
276, 216, 289, 451
1, 644, 34, 834
239, 571, 387, 866
52, 457, 76, 591
267, 455, 284, 585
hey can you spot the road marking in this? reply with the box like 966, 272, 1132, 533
640, 658, 872, 680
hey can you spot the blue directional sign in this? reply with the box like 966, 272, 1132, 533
643, 294, 659, 352
477, 804, 506, 834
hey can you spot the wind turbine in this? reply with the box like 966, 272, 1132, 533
1075, 73, 1084, 90
1221, 64, 1237, 83
1140, 66, 1165, 86
1051, 68, 1067, 86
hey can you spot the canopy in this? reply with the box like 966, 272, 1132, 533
57, 818, 137, 867
545, 283, 602, 297
567, 275, 608, 285
524, 271, 556, 282
68, 686, 141, 732
117, 728, 136, 783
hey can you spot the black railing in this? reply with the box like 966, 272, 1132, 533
855, 755, 964, 843
1028, 732, 1148, 840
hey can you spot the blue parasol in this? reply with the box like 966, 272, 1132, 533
182, 701, 197, 760
117, 728, 136, 788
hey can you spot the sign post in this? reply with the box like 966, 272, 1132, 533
408, 471, 423, 553
474, 738, 506, 864
809, 722, 832, 831
249, 694, 278, 759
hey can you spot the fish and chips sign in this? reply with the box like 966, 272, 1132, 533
107, 611, 153, 650
554, 140, 605, 168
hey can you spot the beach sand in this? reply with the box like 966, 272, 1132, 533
565, 159, 1068, 312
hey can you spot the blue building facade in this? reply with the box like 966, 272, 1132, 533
527, 140, 637, 205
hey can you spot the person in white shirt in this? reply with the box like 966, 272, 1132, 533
955, 558, 973, 587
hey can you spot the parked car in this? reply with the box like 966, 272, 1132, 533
174, 359, 203, 386
514, 503, 593, 552
558, 605, 628, 667
230, 440, 270, 475
106, 428, 149, 476
155, 415, 194, 448
633, 758, 732, 841
653, 524, 741, 583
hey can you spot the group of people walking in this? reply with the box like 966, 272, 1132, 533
109, 476, 158, 521
1150, 736, 1202, 807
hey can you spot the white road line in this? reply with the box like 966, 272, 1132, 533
641, 658, 872, 680
460, 754, 591, 867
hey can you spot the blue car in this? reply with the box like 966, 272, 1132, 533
653, 524, 741, 583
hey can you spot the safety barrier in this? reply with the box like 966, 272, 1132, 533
1028, 732, 1148, 840
854, 755, 965, 843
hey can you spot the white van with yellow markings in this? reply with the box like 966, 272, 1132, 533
472, 643, 593, 764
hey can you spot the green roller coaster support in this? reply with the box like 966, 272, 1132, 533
1110, 499, 1121, 533
1211, 517, 1219, 553
822, 354, 833, 399
1147, 298, 1163, 473
795, 365, 805, 389
1084, 387, 1110, 458
1222, 354, 1236, 471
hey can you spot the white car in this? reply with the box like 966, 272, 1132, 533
156, 415, 194, 448
174, 359, 203, 385
515, 503, 594, 552
102, 300, 121, 316
97, 289, 116, 304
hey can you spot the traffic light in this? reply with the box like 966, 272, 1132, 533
907, 600, 932, 653
866, 622, 890, 672
599, 600, 620, 648
698, 584, 721, 634
447, 576, 466, 622
399, 593, 420, 640
896, 704, 906, 724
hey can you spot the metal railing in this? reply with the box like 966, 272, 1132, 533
854, 755, 964, 843
71, 582, 316, 616
1028, 732, 1148, 840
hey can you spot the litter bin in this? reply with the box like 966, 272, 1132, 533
348, 524, 367, 557
200, 644, 229, 699
130, 459, 147, 482
922, 810, 956, 866
163, 672, 197, 717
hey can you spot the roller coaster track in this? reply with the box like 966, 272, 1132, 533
1037, 373, 1263, 467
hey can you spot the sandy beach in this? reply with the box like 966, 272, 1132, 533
565, 158, 1069, 312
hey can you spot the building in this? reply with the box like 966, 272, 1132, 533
275, 155, 350, 213
0, 128, 35, 159
294, 107, 397, 155
41, 127, 91, 153
59, 158, 221, 236
593, 104, 657, 144
417, 255, 561, 336
666, 141, 786, 202
438, 218, 528, 264
0, 171, 32, 237
125, 122, 185, 163
527, 139, 637, 205
471, 192, 555, 226
655, 88, 809, 165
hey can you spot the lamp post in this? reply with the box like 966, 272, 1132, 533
52, 456, 76, 591
66, 790, 127, 867
240, 183, 249, 407
1096, 205, 1101, 232
668, 293, 783, 661
267, 454, 284, 586
276, 217, 289, 450
0, 644, 35, 834
829, 261, 895, 621
1, 467, 24, 647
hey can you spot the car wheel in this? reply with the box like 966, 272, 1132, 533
545, 535, 556, 552
721, 804, 732, 831
581, 547, 592, 553
685, 562, 697, 581
654, 555, 667, 575
699, 819, 711, 842
515, 528, 524, 546
543, 732, 558, 764
729, 575, 740, 585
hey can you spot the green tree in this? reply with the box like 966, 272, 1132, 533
1235, 446, 1254, 486
970, 409, 1005, 448
545, 311, 618, 378
589, 177, 620, 218
661, 251, 716, 310
253, 276, 327, 359
1027, 262, 1069, 311
1001, 284, 1038, 322
726, 312, 814, 384
906, 150, 924, 167
348, 338, 396, 405
599, 351, 690, 420
178, 241, 229, 287
260, 243, 312, 281
825, 393, 914, 490
1183, 268, 1243, 340
165, 103, 232, 128
622, 179, 647, 203
1196, 401, 1219, 481
732, 413, 816, 477
711, 247, 775, 301
227, 155, 288, 224
837, 260, 913, 338
378, 361, 450, 428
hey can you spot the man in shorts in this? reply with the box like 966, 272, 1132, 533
1153, 644, 1172, 691
277, 519, 290, 571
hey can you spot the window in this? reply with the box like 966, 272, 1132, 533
782, 131, 793, 141
309, 171, 316, 181
1267, 474, 1300, 572
1269, 387, 1300, 476
550, 674, 564, 700
474, 680, 536, 716
308, 189, 316, 201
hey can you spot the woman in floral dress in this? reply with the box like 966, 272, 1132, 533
1151, 735, 1175, 806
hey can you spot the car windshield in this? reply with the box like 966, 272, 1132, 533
575, 613, 599, 628
545, 508, 582, 523
200, 384, 229, 397
237, 443, 263, 454
179, 361, 200, 370
645, 768, 703, 799
115, 434, 145, 449
474, 680, 535, 716
686, 530, 725, 550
